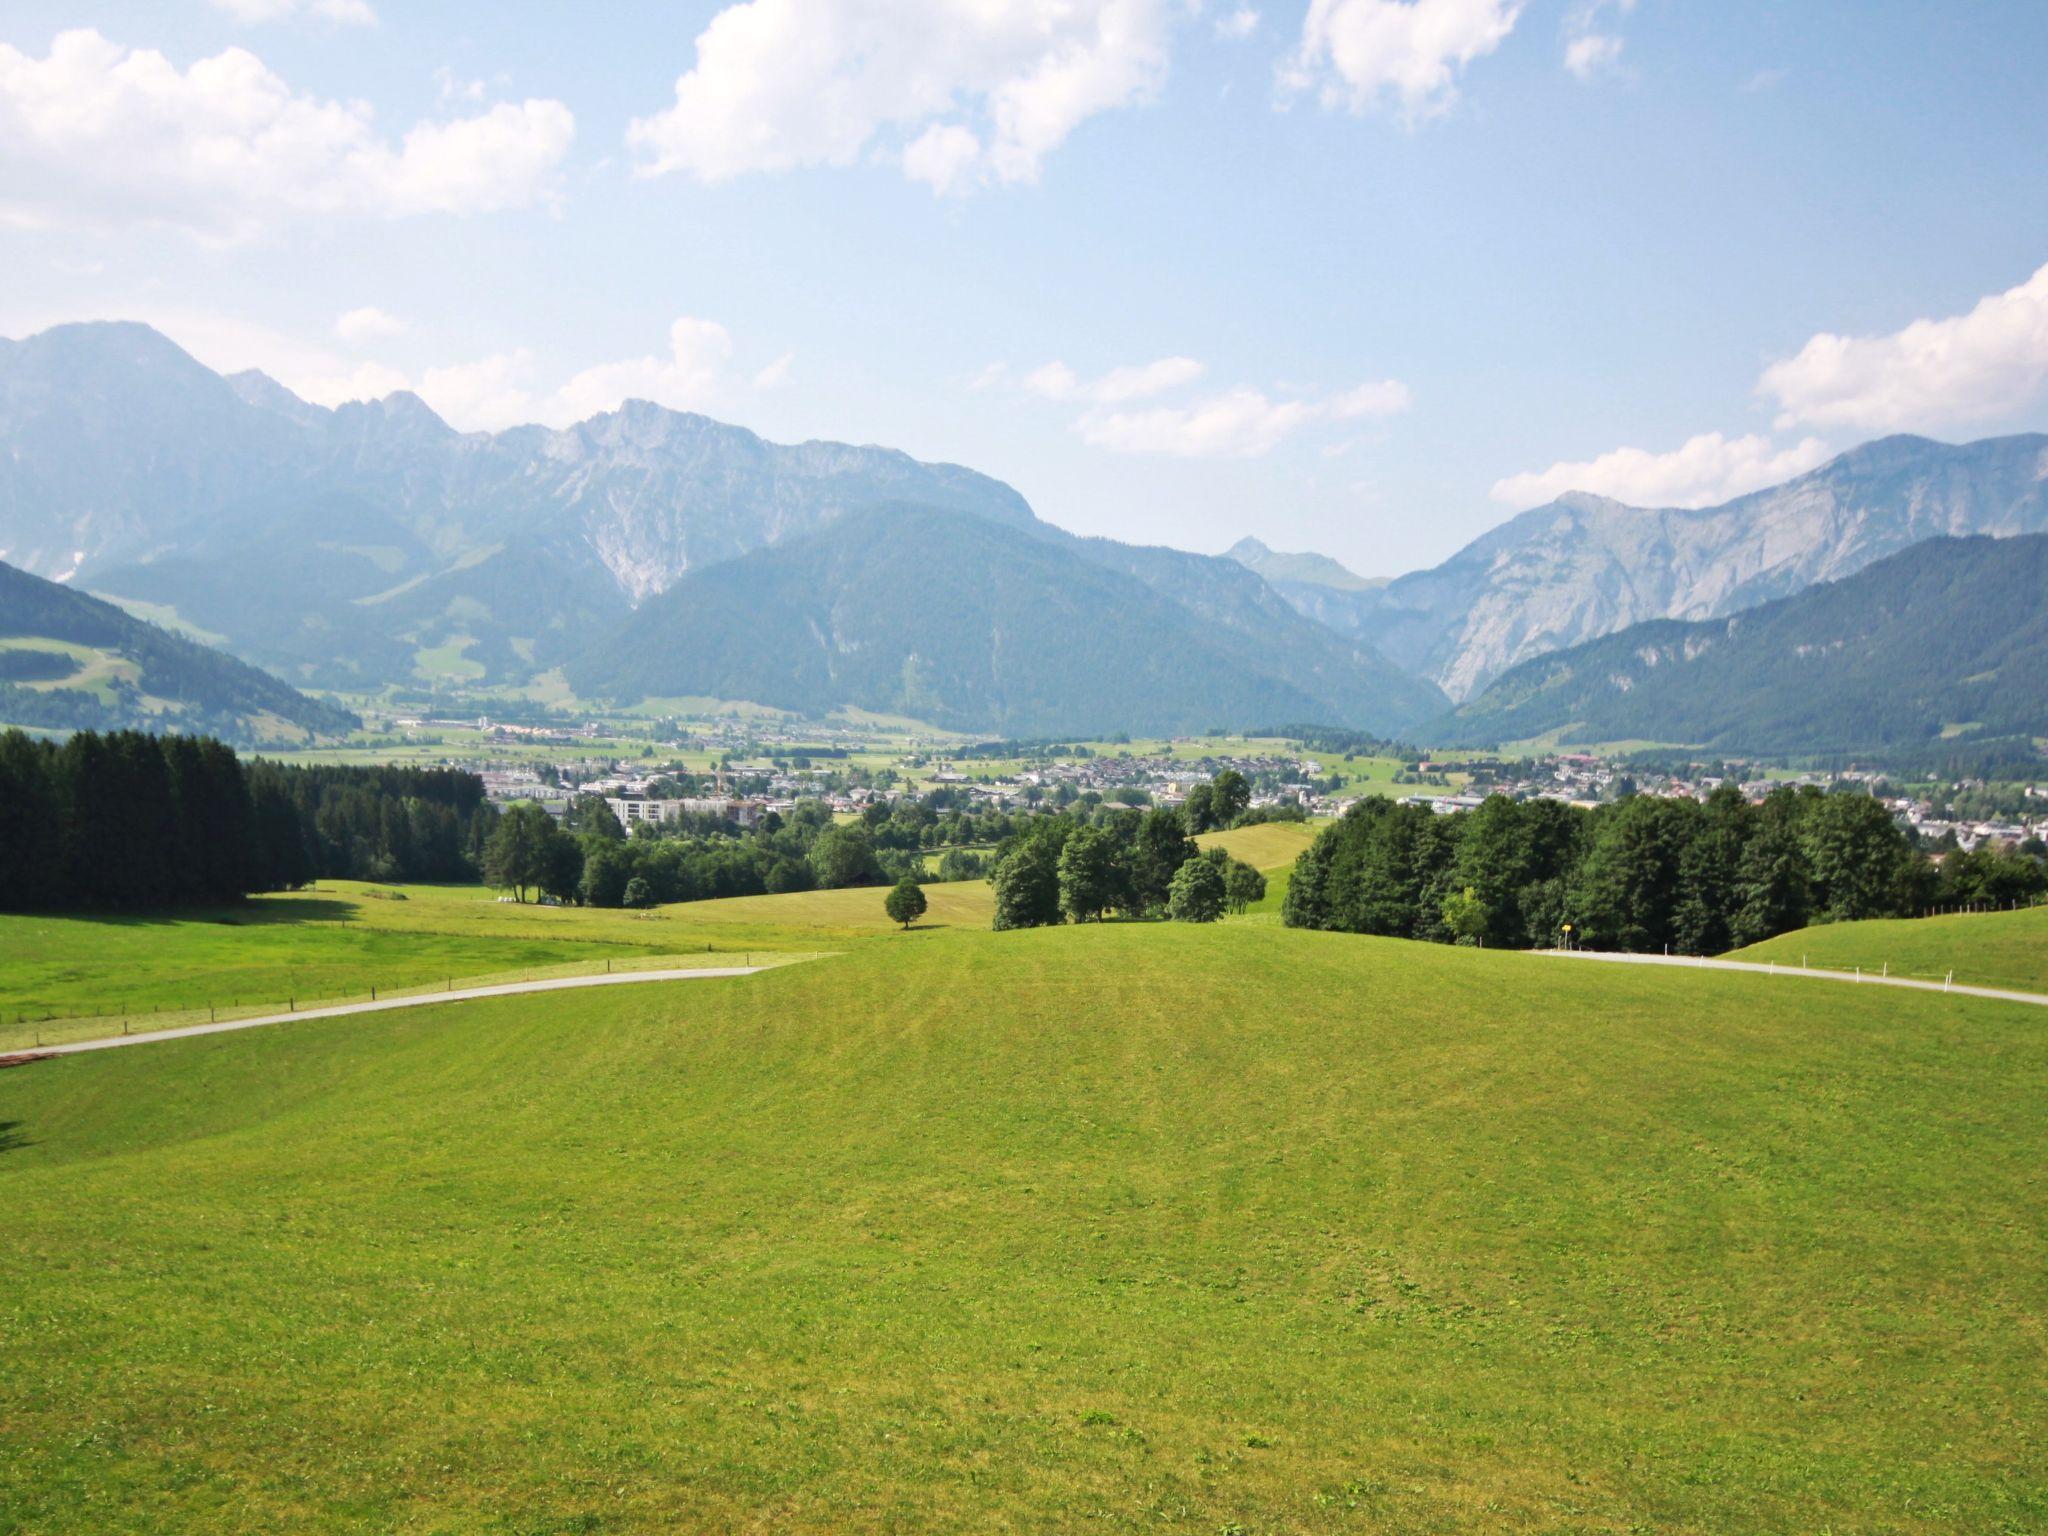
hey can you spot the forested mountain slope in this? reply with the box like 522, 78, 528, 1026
1296, 434, 2048, 699
1429, 534, 2048, 755
569, 505, 1446, 736
0, 560, 357, 741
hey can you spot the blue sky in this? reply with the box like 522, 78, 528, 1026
3, 0, 2046, 574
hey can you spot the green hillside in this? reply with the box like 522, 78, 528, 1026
571, 504, 1445, 737
4, 919, 2044, 1533
1430, 533, 2048, 755
0, 560, 356, 741
1731, 903, 2048, 993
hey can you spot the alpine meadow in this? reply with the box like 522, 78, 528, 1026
4, 4, 2047, 1534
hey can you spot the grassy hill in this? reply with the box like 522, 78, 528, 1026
0, 559, 356, 741
1730, 903, 2048, 993
3, 914, 2044, 1532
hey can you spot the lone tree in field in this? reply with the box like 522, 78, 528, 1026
884, 876, 928, 929
1168, 854, 1225, 923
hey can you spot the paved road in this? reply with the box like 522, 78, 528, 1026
1535, 948, 2048, 1009
13, 968, 763, 1060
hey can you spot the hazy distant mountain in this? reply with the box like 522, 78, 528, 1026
0, 559, 356, 742
1225, 536, 1385, 592
1288, 434, 2048, 700
0, 321, 1441, 729
1429, 534, 2048, 755
0, 322, 1032, 688
570, 505, 1448, 737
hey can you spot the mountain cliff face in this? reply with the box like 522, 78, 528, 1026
0, 323, 1037, 687
1291, 435, 2048, 700
570, 506, 1446, 737
0, 321, 1438, 731
1429, 534, 2048, 755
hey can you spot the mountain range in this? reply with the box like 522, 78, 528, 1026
0, 322, 1439, 733
570, 505, 1443, 736
4, 319, 2046, 750
1268, 434, 2048, 700
1430, 534, 2048, 756
0, 559, 356, 742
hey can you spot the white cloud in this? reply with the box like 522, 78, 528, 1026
1758, 260, 2048, 434
1489, 431, 1833, 509
1284, 0, 1521, 120
626, 0, 1171, 194
415, 351, 539, 433
1329, 377, 1411, 417
432, 66, 488, 106
296, 359, 411, 406
1024, 355, 1206, 403
546, 317, 737, 425
0, 30, 574, 241
1075, 374, 1410, 457
902, 123, 984, 195
334, 306, 407, 342
404, 317, 782, 432
1080, 386, 1319, 456
1561, 0, 1630, 81
210, 0, 377, 26
1563, 33, 1622, 79
1216, 6, 1261, 40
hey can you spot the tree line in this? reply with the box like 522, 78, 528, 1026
984, 806, 1265, 929
0, 729, 495, 911
1283, 786, 2047, 953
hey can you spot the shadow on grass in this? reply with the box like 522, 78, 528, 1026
10, 899, 359, 931
0, 1120, 30, 1155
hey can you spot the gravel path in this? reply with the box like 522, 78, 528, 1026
15, 968, 763, 1059
1535, 948, 2048, 1008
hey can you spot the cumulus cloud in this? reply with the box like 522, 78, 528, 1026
334, 306, 407, 342
1561, 0, 1630, 81
392, 317, 790, 432
626, 0, 1170, 194
1759, 260, 2048, 433
1080, 387, 1319, 456
0, 30, 574, 241
210, 0, 377, 25
1216, 6, 1261, 40
1563, 32, 1622, 79
1489, 431, 1833, 509
1329, 378, 1411, 417
546, 317, 737, 425
1024, 355, 1206, 403
1284, 0, 1521, 120
1074, 374, 1411, 457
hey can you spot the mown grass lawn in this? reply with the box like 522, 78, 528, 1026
3, 922, 2042, 1533
0, 878, 997, 1046
1731, 902, 2048, 993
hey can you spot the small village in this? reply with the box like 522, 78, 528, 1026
440, 724, 2048, 856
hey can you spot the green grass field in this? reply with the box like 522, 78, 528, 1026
3, 921, 2042, 1533
0, 879, 996, 1049
1731, 902, 2048, 993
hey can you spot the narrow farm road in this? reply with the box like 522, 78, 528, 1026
14, 968, 765, 1059
1535, 948, 2048, 1009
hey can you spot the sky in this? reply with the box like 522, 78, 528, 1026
2, 1, 2046, 577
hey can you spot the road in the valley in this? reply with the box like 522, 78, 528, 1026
1535, 947, 2048, 1008
10, 968, 765, 1060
